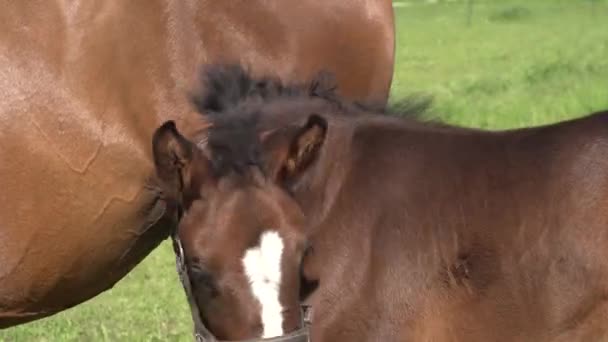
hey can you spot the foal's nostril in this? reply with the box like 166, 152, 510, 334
254, 322, 265, 336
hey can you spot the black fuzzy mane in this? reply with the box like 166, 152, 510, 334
190, 64, 432, 179
191, 64, 346, 179
191, 64, 341, 115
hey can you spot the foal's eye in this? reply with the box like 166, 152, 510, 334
190, 264, 220, 298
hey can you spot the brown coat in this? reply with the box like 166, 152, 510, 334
187, 66, 608, 341
0, 1, 395, 327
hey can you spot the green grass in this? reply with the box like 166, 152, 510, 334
2, 1, 608, 341
390, 0, 608, 128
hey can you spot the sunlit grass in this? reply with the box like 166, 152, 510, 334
389, 0, 608, 129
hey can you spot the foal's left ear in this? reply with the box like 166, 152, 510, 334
152, 121, 196, 201
262, 114, 327, 185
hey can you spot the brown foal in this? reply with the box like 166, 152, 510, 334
154, 64, 608, 341
153, 119, 309, 340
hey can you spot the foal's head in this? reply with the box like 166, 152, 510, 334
152, 120, 311, 340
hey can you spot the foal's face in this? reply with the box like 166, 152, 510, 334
180, 172, 307, 340
152, 121, 308, 340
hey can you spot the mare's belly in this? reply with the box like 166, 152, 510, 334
0, 117, 170, 326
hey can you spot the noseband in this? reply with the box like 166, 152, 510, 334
170, 215, 312, 342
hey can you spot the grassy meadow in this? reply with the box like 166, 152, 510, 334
2, 1, 608, 341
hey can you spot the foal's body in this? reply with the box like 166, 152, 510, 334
160, 66, 608, 342
184, 66, 608, 341
302, 113, 608, 341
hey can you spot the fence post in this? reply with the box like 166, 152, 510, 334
466, 0, 474, 27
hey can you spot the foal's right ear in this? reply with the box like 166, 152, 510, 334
262, 114, 328, 187
152, 121, 197, 201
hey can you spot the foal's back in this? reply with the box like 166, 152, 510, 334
324, 111, 608, 341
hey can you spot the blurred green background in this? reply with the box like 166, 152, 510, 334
2, 0, 607, 341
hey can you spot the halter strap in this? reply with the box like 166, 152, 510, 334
171, 228, 217, 342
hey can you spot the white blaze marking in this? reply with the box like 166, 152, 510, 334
243, 231, 285, 338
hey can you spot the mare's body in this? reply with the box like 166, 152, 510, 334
0, 1, 395, 327
190, 66, 608, 341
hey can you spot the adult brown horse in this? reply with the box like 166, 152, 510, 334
153, 65, 608, 341
0, 1, 395, 328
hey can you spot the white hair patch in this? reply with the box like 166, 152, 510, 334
242, 230, 285, 338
